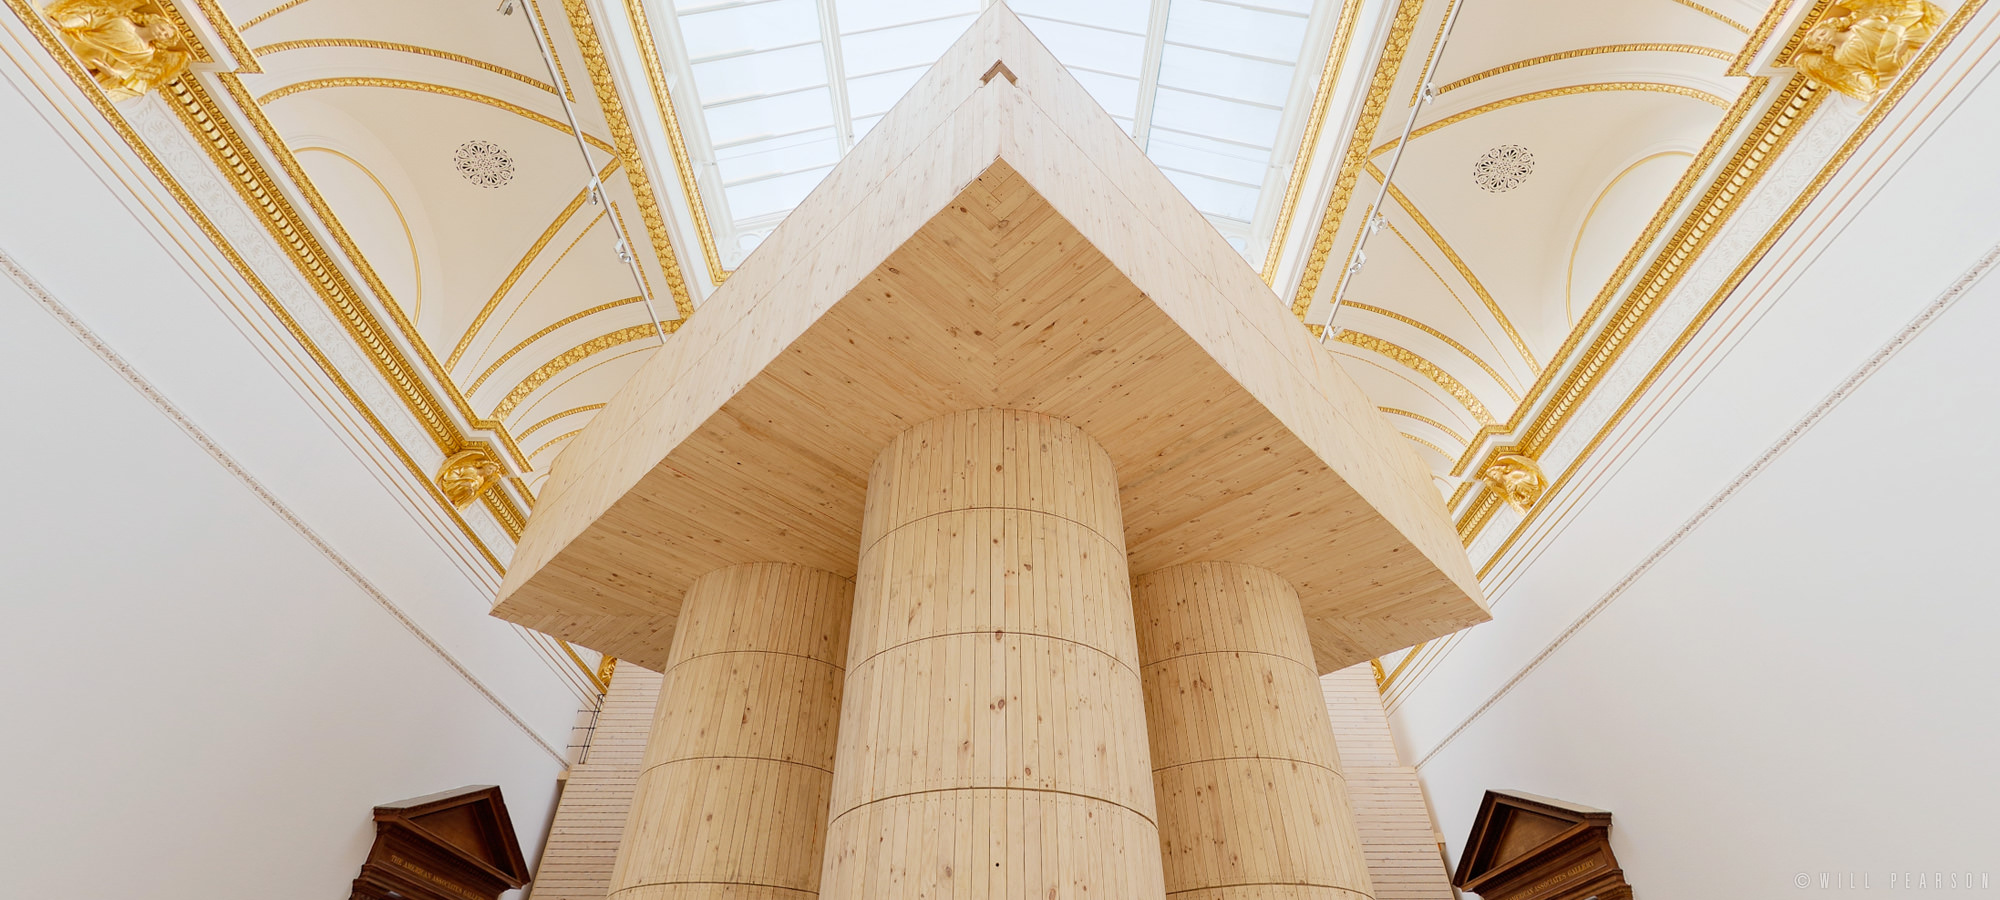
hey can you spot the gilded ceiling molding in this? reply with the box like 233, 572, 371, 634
621, 0, 727, 285
255, 76, 613, 153
561, 0, 693, 318
1732, 0, 1824, 75
250, 38, 556, 93
4, 0, 518, 564
1468, 0, 1975, 567
526, 0, 574, 101
1376, 640, 1426, 694
1290, 0, 1427, 318
1369, 82, 1736, 159
180, 0, 258, 71
464, 208, 610, 376
1346, 301, 1519, 401
45, 0, 193, 100
1374, 173, 1540, 374
1405, 0, 1457, 107
178, 75, 537, 534
1379, 406, 1469, 444
1436, 44, 1737, 95
212, 73, 537, 476
1566, 151, 1697, 323
1669, 0, 1752, 32
1336, 329, 1497, 426
1454, 80, 1819, 542
491, 322, 671, 420
516, 403, 605, 442
470, 296, 643, 395
295, 146, 422, 319
445, 160, 616, 371
1795, 0, 1946, 100
1402, 432, 1454, 461
527, 428, 585, 463
239, 0, 312, 29
1379, 218, 1523, 381
1260, 0, 1368, 284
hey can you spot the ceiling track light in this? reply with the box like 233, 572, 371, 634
1320, 0, 1470, 346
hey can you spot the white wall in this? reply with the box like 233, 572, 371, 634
1393, 20, 2000, 897
0, 27, 587, 899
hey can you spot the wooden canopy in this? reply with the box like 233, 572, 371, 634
1453, 790, 1633, 900
491, 6, 1488, 674
350, 785, 531, 900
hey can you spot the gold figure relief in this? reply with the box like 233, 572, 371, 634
44, 0, 190, 101
1480, 453, 1547, 513
1795, 0, 1946, 100
437, 448, 505, 509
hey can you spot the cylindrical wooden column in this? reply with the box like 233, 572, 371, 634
1135, 562, 1374, 900
820, 408, 1166, 900
609, 563, 854, 900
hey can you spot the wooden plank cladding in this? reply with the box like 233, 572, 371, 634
1137, 563, 1374, 900
821, 409, 1164, 899
490, 5, 1487, 677
488, 7, 1495, 900
607, 564, 853, 900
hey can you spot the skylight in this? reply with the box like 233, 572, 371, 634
666, 0, 1329, 265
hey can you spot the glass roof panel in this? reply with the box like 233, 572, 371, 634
680, 0, 823, 58
841, 17, 979, 76
667, 0, 1336, 266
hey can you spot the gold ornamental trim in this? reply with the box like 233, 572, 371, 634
470, 296, 643, 395
1336, 330, 1497, 426
1379, 406, 1469, 444
1402, 432, 1454, 461
1372, 170, 1540, 373
8, 0, 509, 566
445, 161, 615, 371
250, 38, 555, 92
254, 76, 612, 152
621, 0, 728, 285
1670, 0, 1752, 32
490, 322, 670, 420
527, 428, 585, 462
1260, 0, 1368, 284
516, 403, 605, 442
213, 74, 534, 472
1370, 81, 1735, 159
1345, 301, 1518, 402
1290, 0, 1427, 318
561, 0, 692, 317
180, 0, 258, 72
1436, 44, 1736, 95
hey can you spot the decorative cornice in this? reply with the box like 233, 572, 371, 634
1260, 0, 1368, 284
560, 0, 692, 317
181, 0, 260, 72
1290, 0, 1427, 317
620, 0, 728, 285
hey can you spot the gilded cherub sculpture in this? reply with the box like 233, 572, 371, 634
438, 448, 505, 509
1481, 453, 1547, 514
1795, 0, 1946, 101
44, 0, 191, 101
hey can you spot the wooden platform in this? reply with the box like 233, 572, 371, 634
491, 7, 1487, 674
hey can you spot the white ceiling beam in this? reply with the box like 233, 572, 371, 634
815, 0, 855, 154
1130, 0, 1172, 150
